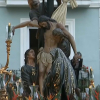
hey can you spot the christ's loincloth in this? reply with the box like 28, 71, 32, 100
37, 47, 52, 67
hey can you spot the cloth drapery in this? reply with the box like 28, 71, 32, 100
51, 0, 78, 26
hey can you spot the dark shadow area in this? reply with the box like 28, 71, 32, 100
29, 29, 38, 60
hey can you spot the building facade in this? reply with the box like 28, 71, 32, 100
0, 0, 100, 85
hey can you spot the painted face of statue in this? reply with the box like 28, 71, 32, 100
27, 49, 35, 59
39, 22, 50, 29
28, 0, 40, 9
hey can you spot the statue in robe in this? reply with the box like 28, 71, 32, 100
21, 49, 38, 98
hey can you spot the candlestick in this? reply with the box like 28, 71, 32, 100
85, 88, 89, 95
6, 23, 13, 41
89, 85, 92, 98
0, 23, 13, 85
0, 23, 13, 98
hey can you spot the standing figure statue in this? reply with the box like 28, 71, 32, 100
12, 0, 47, 33
71, 52, 83, 86
12, 0, 64, 49
21, 49, 38, 98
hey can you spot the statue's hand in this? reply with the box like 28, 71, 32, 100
12, 26, 15, 35
72, 54, 81, 66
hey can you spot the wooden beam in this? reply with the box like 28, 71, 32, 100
47, 0, 54, 17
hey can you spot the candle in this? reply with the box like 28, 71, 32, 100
19, 78, 21, 82
89, 85, 92, 96
90, 67, 93, 72
8, 23, 11, 39
6, 96, 8, 100
8, 23, 11, 33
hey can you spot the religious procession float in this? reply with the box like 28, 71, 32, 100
0, 0, 100, 100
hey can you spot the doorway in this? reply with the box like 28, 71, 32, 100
29, 29, 38, 58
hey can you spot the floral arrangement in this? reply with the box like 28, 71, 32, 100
92, 85, 100, 100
